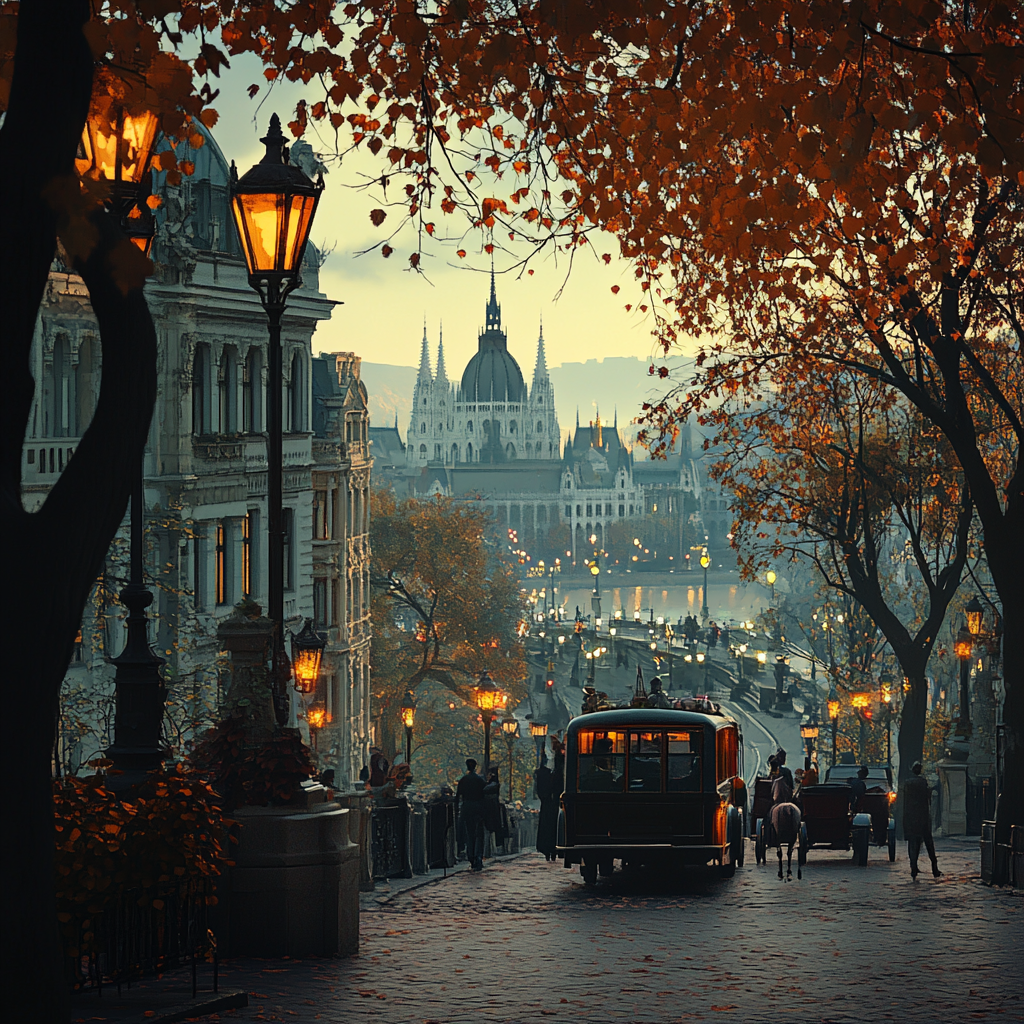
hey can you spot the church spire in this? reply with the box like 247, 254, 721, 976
485, 261, 501, 332
532, 316, 549, 388
436, 321, 448, 382
417, 318, 432, 383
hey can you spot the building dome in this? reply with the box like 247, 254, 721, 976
460, 271, 526, 403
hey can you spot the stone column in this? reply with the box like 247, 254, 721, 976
216, 596, 276, 744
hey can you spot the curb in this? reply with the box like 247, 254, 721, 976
116, 990, 248, 1024
368, 851, 532, 905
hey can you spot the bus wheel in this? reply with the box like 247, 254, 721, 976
599, 858, 615, 877
581, 861, 598, 886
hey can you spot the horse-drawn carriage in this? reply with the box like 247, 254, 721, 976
753, 780, 895, 867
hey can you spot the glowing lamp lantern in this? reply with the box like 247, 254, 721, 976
965, 595, 984, 637
827, 699, 840, 721
473, 671, 504, 714
231, 115, 323, 289
290, 618, 326, 693
955, 626, 973, 662
400, 699, 416, 731
800, 723, 820, 740
590, 562, 600, 577
700, 552, 711, 569
696, 652, 705, 664
529, 721, 548, 739
766, 569, 777, 586
501, 719, 519, 739
851, 692, 872, 709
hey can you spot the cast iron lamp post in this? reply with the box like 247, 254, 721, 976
473, 671, 505, 773
231, 114, 324, 725
766, 568, 776, 604
501, 719, 519, 800
700, 549, 710, 623
800, 719, 819, 770
80, 96, 163, 779
529, 720, 548, 769
827, 698, 840, 767
954, 624, 974, 738
400, 693, 416, 765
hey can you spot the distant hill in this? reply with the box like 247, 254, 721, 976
358, 355, 693, 442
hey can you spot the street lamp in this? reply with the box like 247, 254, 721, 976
400, 693, 416, 765
827, 698, 840, 767
231, 114, 324, 726
590, 558, 602, 623
954, 624, 973, 737
290, 618, 326, 693
766, 568, 776, 603
800, 719, 819, 769
473, 670, 505, 772
501, 719, 519, 800
700, 549, 711, 623
89, 92, 164, 782
529, 721, 548, 769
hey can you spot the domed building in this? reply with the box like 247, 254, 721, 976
406, 270, 561, 468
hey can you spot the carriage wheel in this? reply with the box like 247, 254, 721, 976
755, 819, 765, 865
599, 858, 615, 877
888, 827, 896, 862
581, 861, 598, 886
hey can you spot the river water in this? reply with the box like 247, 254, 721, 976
539, 571, 771, 626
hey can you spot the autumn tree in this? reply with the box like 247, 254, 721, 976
370, 491, 527, 761
719, 367, 972, 783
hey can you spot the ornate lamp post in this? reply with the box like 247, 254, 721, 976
954, 624, 974, 739
827, 698, 840, 767
590, 559, 602, 625
82, 94, 163, 780
501, 719, 519, 800
700, 549, 711, 624
473, 670, 505, 772
766, 569, 776, 603
529, 721, 548, 769
231, 114, 324, 725
800, 719, 819, 770
400, 693, 416, 765
880, 674, 895, 768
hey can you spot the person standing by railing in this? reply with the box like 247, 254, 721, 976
456, 758, 486, 871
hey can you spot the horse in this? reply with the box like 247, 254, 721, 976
770, 778, 802, 881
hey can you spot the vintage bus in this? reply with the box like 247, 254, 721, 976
555, 708, 746, 883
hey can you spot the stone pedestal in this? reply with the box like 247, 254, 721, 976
221, 785, 359, 956
336, 790, 376, 891
937, 761, 968, 837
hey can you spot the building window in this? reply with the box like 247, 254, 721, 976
619, 504, 625, 517
536, 420, 543, 433
283, 508, 294, 591
467, 420, 473, 432
243, 510, 258, 597
576, 504, 582, 517
313, 578, 328, 629
605, 504, 612, 516
192, 343, 211, 435
419, 443, 427, 456
220, 347, 239, 433
193, 529, 206, 611
243, 347, 262, 432
466, 442, 473, 460
215, 521, 227, 605
629, 504, 634, 515
586, 503, 593, 517
50, 335, 72, 437
565, 504, 571, 518
314, 489, 329, 539
72, 628, 84, 663
289, 352, 306, 432
434, 443, 441, 459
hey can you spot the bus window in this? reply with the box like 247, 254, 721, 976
716, 725, 738, 783
628, 732, 663, 792
578, 730, 626, 792
667, 732, 702, 792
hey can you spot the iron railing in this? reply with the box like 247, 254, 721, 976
64, 881, 215, 993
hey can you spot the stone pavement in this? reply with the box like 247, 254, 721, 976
197, 840, 1022, 1024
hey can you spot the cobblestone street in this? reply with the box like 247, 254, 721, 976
207, 841, 1023, 1024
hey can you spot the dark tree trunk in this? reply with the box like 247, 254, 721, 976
0, 1, 158, 1016
996, 601, 1024, 849
897, 675, 928, 786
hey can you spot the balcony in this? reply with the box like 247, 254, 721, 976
24, 439, 81, 481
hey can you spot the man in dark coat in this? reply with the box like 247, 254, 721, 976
847, 764, 868, 810
903, 761, 942, 879
535, 751, 559, 861
456, 758, 486, 870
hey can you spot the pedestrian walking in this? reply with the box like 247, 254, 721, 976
456, 758, 486, 871
535, 751, 559, 861
903, 761, 943, 880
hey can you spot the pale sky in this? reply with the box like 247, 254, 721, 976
207, 54, 674, 374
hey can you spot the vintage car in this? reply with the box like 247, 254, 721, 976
556, 707, 746, 884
